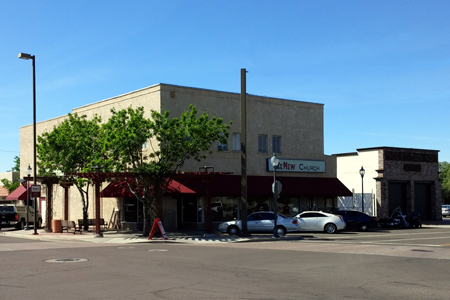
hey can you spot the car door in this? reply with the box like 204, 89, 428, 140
246, 213, 262, 232
259, 212, 276, 232
297, 212, 318, 231
345, 211, 359, 229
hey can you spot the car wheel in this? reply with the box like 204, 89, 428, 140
227, 226, 239, 236
17, 219, 25, 230
359, 223, 369, 232
324, 223, 337, 234
276, 226, 286, 237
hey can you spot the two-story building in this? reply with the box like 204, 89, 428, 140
19, 84, 352, 231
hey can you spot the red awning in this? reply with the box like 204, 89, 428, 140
5, 184, 32, 201
100, 175, 352, 199
100, 179, 196, 198
175, 175, 353, 198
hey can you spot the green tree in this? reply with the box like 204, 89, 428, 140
101, 105, 230, 235
37, 113, 103, 229
2, 156, 21, 193
1, 178, 20, 193
440, 161, 450, 204
6, 156, 20, 172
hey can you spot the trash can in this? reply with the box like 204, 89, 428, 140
52, 219, 62, 233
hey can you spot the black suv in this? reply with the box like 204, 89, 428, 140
334, 210, 378, 231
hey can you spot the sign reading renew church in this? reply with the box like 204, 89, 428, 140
267, 158, 326, 173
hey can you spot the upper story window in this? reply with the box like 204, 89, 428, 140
217, 133, 228, 151
272, 136, 281, 153
258, 134, 268, 153
232, 133, 241, 151
142, 141, 147, 149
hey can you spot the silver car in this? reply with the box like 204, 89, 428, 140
442, 205, 450, 217
295, 211, 346, 234
218, 211, 301, 236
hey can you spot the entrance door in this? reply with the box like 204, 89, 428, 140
414, 183, 431, 220
388, 182, 407, 215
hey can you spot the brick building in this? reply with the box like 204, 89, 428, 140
336, 147, 442, 220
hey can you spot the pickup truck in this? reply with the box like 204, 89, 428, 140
0, 204, 42, 230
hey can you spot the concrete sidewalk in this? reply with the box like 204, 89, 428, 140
0, 227, 300, 244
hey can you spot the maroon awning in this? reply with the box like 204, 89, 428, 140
175, 175, 352, 198
5, 184, 31, 201
100, 175, 352, 198
100, 179, 196, 198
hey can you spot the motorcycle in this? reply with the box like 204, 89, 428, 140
378, 206, 410, 229
406, 211, 422, 228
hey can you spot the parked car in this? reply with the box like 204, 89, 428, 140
218, 211, 300, 236
294, 211, 346, 234
442, 205, 450, 217
333, 210, 378, 231
0, 204, 42, 230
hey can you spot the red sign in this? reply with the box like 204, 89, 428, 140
148, 218, 167, 240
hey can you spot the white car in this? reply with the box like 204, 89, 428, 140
295, 211, 346, 234
442, 205, 450, 217
218, 211, 301, 236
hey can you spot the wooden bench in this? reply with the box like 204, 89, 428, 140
61, 220, 82, 234
78, 218, 107, 231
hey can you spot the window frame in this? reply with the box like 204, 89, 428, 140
232, 133, 241, 151
272, 135, 281, 153
258, 134, 268, 153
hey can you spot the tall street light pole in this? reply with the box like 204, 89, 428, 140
18, 53, 38, 235
25, 165, 32, 230
359, 166, 365, 213
271, 153, 280, 238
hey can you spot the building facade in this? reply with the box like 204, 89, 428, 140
19, 84, 351, 231
336, 147, 442, 220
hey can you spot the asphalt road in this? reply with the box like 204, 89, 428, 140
1, 227, 450, 300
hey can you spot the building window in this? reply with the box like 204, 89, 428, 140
232, 133, 241, 151
272, 136, 281, 153
217, 133, 228, 151
258, 134, 268, 153
142, 141, 147, 149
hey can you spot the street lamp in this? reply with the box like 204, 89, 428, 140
359, 166, 365, 213
271, 153, 280, 238
25, 165, 32, 230
18, 52, 38, 235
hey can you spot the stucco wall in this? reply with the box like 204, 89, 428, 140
158, 84, 335, 177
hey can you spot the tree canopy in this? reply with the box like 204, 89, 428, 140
101, 105, 231, 235
440, 161, 450, 204
37, 113, 103, 227
0, 178, 19, 193
6, 156, 20, 172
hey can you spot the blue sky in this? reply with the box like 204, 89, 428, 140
1, 0, 449, 172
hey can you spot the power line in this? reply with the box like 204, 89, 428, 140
0, 150, 19, 153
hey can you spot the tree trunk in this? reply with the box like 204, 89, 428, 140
142, 202, 150, 237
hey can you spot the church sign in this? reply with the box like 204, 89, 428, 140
267, 158, 326, 173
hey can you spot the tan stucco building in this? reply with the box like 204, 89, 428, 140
19, 84, 351, 231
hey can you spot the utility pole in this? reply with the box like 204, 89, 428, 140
240, 68, 249, 236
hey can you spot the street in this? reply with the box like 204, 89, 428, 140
1, 227, 450, 300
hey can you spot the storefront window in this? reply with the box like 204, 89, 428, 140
248, 197, 270, 213
211, 197, 237, 221
182, 196, 202, 223
278, 197, 300, 217
122, 197, 143, 222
